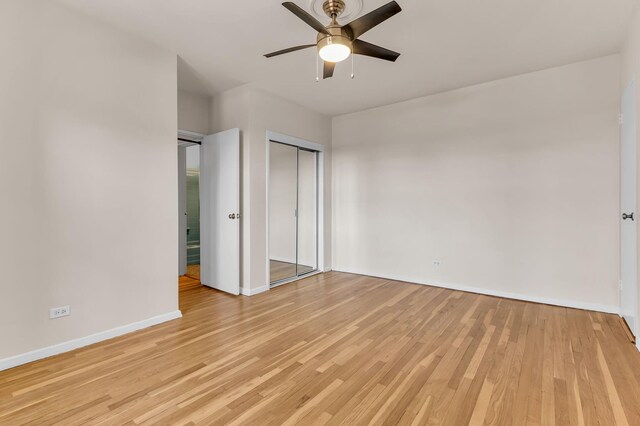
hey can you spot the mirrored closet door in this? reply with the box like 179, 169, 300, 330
269, 141, 318, 285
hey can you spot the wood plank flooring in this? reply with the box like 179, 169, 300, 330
1, 272, 640, 425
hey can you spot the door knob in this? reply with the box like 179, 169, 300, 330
623, 212, 635, 221
228, 213, 236, 219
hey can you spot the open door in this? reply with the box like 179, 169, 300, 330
200, 128, 240, 295
621, 80, 638, 338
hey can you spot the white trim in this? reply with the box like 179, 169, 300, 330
266, 131, 325, 153
0, 310, 182, 372
178, 130, 205, 147
265, 131, 326, 289
178, 129, 205, 141
241, 284, 270, 296
333, 267, 620, 315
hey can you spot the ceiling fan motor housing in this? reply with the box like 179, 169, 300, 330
317, 24, 353, 53
323, 0, 346, 18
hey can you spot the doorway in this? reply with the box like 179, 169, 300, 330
178, 129, 241, 296
185, 145, 201, 279
621, 79, 638, 339
268, 137, 320, 286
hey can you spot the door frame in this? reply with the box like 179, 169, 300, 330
266, 131, 326, 288
620, 79, 639, 342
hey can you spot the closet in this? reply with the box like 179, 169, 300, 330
269, 141, 318, 285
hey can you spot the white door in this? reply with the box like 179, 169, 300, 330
621, 79, 637, 337
200, 128, 240, 295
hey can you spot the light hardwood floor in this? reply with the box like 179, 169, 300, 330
1, 272, 640, 425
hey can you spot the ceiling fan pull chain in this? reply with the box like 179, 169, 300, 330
351, 53, 355, 79
316, 52, 320, 82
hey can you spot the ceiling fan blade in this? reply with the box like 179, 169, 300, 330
352, 39, 400, 62
282, 2, 330, 35
264, 44, 316, 58
345, 1, 402, 39
323, 61, 336, 79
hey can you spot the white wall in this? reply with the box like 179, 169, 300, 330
210, 86, 332, 292
332, 55, 621, 312
178, 89, 210, 134
622, 4, 640, 342
0, 0, 179, 362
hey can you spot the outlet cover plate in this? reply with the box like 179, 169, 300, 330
49, 306, 70, 319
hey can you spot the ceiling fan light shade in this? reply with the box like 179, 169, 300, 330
317, 35, 352, 63
319, 43, 351, 62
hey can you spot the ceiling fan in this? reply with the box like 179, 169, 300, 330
264, 0, 402, 79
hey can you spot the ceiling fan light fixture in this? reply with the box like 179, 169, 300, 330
317, 35, 352, 63
264, 1, 402, 78
319, 43, 351, 63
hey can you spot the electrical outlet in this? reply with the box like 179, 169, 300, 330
49, 305, 70, 319
433, 260, 441, 267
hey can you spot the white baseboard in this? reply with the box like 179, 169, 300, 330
333, 267, 620, 315
0, 310, 182, 372
241, 284, 270, 296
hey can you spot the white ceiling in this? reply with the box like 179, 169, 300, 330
59, 0, 637, 116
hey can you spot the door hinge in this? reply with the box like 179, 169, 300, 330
619, 113, 624, 125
